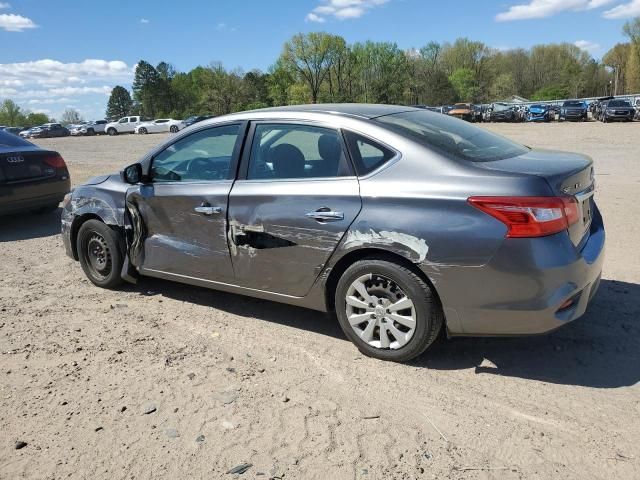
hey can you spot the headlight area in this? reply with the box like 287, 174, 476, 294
62, 191, 73, 209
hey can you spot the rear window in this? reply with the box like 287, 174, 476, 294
563, 101, 582, 107
376, 110, 528, 163
0, 130, 32, 148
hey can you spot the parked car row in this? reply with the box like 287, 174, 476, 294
415, 97, 639, 124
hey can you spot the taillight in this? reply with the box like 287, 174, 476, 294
43, 154, 66, 169
468, 196, 579, 238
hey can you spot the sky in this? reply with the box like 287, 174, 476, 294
1, 0, 640, 121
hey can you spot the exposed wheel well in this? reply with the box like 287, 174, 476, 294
324, 248, 442, 314
70, 214, 125, 260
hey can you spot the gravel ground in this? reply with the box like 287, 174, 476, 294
1, 123, 639, 480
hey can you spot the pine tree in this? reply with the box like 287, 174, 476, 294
106, 86, 133, 119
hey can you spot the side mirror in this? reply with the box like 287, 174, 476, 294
121, 163, 143, 184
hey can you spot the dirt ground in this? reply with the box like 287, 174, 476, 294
1, 123, 639, 480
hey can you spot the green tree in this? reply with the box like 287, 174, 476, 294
280, 32, 345, 103
132, 60, 161, 117
0, 99, 24, 126
449, 68, 479, 101
106, 86, 133, 119
603, 43, 630, 95
490, 72, 517, 100
531, 85, 570, 101
623, 18, 640, 91
24, 112, 50, 127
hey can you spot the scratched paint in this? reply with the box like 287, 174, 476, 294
344, 229, 429, 262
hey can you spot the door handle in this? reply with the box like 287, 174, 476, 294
194, 205, 222, 215
305, 209, 344, 222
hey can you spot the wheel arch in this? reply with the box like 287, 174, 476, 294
323, 247, 443, 315
70, 213, 125, 260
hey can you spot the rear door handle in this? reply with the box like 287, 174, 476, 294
194, 205, 222, 215
305, 209, 344, 222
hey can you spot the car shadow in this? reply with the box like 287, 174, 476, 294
133, 277, 639, 389
414, 279, 640, 389
134, 276, 345, 340
0, 208, 62, 242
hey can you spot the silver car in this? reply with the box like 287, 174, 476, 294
61, 104, 605, 361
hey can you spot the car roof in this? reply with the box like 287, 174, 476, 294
238, 103, 419, 120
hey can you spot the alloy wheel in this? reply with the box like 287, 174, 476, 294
345, 273, 417, 350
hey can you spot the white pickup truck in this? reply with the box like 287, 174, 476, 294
105, 116, 148, 136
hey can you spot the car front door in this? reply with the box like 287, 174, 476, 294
227, 122, 361, 297
126, 122, 245, 283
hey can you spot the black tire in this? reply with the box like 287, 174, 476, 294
77, 219, 124, 289
139, 127, 147, 134
334, 258, 444, 362
107, 127, 117, 136
169, 125, 179, 133
87, 128, 95, 136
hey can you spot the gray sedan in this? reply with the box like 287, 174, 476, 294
61, 104, 605, 362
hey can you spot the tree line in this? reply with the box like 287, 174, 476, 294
107, 21, 640, 120
3, 20, 640, 127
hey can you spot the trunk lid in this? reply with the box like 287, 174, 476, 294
476, 149, 595, 246
0, 147, 59, 184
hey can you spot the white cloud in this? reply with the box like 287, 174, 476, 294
0, 3, 11, 9
306, 0, 389, 22
140, 18, 149, 24
0, 58, 134, 121
603, 0, 640, 18
574, 39, 601, 53
0, 13, 37, 31
496, 0, 614, 21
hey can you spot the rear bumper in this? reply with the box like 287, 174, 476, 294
0, 178, 70, 215
436, 205, 605, 336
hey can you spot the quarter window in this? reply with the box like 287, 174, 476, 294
247, 124, 351, 180
151, 124, 240, 182
343, 131, 395, 175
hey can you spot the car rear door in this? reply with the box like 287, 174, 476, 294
125, 122, 246, 283
227, 121, 361, 297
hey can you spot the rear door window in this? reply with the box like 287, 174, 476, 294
247, 124, 352, 180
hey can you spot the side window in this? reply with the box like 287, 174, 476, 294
119, 118, 128, 124
151, 124, 240, 182
247, 124, 351, 180
343, 131, 395, 175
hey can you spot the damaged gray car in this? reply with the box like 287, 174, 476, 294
61, 104, 605, 362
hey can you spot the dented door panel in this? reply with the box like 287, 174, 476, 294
228, 178, 361, 297
126, 182, 234, 282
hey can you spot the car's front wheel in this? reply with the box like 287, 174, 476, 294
139, 127, 147, 134
77, 220, 124, 289
107, 127, 117, 136
169, 125, 179, 133
335, 258, 443, 362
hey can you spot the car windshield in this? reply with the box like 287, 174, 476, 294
376, 110, 528, 162
530, 105, 545, 109
0, 130, 32, 147
563, 101, 583, 107
608, 100, 631, 107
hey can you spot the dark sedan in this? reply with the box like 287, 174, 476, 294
600, 99, 635, 122
0, 130, 71, 215
184, 115, 215, 127
31, 123, 70, 138
61, 104, 604, 362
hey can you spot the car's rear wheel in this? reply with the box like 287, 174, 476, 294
169, 125, 179, 133
77, 220, 123, 289
335, 259, 443, 362
107, 127, 117, 136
